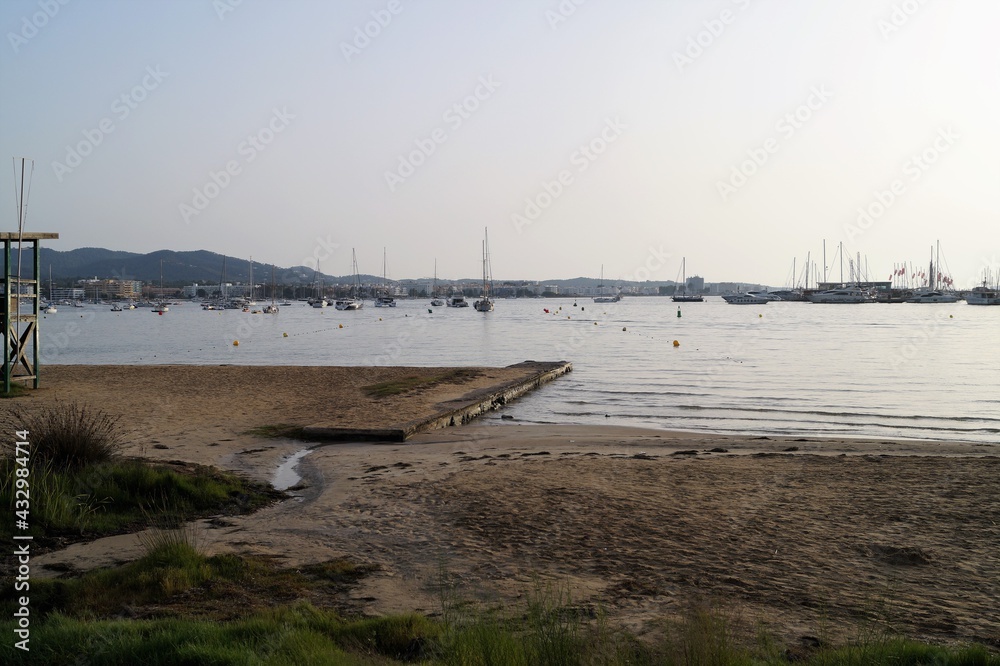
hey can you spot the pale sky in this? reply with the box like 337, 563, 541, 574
1, 0, 998, 286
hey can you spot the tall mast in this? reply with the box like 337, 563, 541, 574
839, 242, 844, 284
822, 240, 827, 283
927, 245, 934, 290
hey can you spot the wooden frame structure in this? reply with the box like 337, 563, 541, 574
2, 232, 59, 393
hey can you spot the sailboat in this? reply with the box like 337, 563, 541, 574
672, 258, 704, 302
473, 228, 495, 312
44, 265, 57, 313
153, 260, 168, 313
592, 265, 620, 303
245, 257, 257, 306
263, 265, 279, 314
905, 242, 960, 303
430, 259, 445, 307
309, 264, 328, 308
335, 250, 364, 310
374, 248, 396, 307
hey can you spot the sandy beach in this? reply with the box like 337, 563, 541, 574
7, 366, 999, 649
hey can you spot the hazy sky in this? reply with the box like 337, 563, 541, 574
1, 0, 998, 286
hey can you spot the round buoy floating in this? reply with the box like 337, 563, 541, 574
233, 340, 239, 346
594, 322, 598, 325
758, 314, 763, 318
567, 316, 571, 319
949, 314, 953, 318
581, 306, 585, 311
673, 340, 680, 347
282, 332, 288, 337
338, 324, 343, 329
622, 327, 627, 332
379, 317, 382, 321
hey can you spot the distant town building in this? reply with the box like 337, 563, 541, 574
51, 288, 86, 300
182, 283, 252, 298
686, 275, 705, 292
75, 279, 142, 300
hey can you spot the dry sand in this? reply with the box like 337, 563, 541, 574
7, 366, 999, 649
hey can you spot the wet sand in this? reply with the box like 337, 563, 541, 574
8, 366, 999, 648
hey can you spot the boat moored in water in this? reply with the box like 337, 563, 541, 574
905, 290, 961, 303
722, 293, 769, 305
473, 228, 495, 313
966, 273, 1000, 305
806, 287, 874, 303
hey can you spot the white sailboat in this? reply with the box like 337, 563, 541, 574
473, 228, 494, 312
246, 258, 257, 306
310, 265, 328, 308
671, 258, 703, 302
430, 259, 445, 307
905, 243, 960, 303
374, 248, 396, 307
592, 265, 621, 303
44, 265, 57, 313
153, 260, 168, 313
335, 249, 364, 310
263, 265, 279, 314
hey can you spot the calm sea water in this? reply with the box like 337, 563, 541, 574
37, 297, 1000, 444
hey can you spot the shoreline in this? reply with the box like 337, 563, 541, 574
6, 366, 998, 648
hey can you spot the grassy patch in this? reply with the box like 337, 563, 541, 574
0, 457, 281, 546
245, 423, 306, 439
363, 368, 481, 398
1, 402, 125, 469
2, 580, 998, 665
3, 536, 383, 621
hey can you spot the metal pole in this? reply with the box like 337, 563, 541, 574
3, 239, 10, 394
33, 239, 40, 388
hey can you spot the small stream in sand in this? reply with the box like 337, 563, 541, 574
272, 449, 312, 491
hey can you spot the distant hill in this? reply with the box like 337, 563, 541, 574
2, 248, 353, 286
1, 247, 684, 288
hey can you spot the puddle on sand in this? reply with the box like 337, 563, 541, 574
272, 449, 311, 491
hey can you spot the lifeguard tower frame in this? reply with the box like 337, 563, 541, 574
2, 232, 59, 393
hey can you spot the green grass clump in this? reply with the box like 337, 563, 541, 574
810, 639, 999, 665
25, 540, 214, 618
363, 368, 481, 398
2, 402, 125, 470
0, 457, 278, 543
2, 586, 998, 666
0, 609, 370, 666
